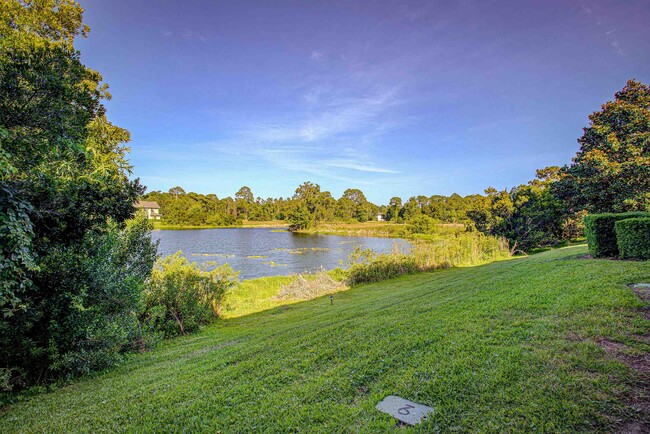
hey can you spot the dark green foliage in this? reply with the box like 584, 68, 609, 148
408, 214, 436, 234
584, 212, 649, 258
615, 218, 650, 260
554, 79, 650, 213
142, 253, 239, 337
468, 168, 567, 253
1, 213, 158, 386
288, 205, 313, 232
0, 1, 157, 388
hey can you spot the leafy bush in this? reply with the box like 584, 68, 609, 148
0, 212, 158, 386
346, 233, 510, 286
143, 253, 239, 337
615, 218, 650, 260
288, 206, 313, 232
584, 212, 649, 258
408, 215, 437, 234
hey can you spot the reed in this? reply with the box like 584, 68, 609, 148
347, 232, 510, 285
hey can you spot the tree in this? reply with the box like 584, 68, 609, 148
554, 79, 650, 213
169, 186, 186, 199
386, 197, 402, 221
468, 170, 565, 253
0, 0, 156, 387
235, 186, 254, 220
288, 205, 313, 232
293, 181, 322, 215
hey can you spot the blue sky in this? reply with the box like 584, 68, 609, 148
77, 0, 650, 204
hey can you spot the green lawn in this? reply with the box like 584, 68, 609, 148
2, 246, 649, 432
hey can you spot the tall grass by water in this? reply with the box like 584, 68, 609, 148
347, 232, 511, 285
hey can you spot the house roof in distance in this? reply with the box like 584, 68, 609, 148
135, 201, 160, 209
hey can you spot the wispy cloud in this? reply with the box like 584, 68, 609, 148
243, 87, 401, 143
158, 29, 207, 42
201, 78, 405, 184
310, 50, 325, 62
324, 159, 400, 174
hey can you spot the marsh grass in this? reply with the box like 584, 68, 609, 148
347, 232, 511, 285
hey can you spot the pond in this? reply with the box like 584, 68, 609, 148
152, 228, 409, 280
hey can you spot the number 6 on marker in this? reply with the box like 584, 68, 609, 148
398, 404, 415, 415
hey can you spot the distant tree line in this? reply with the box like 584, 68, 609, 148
142, 183, 382, 227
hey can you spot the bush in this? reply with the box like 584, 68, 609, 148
143, 253, 239, 337
615, 218, 650, 260
584, 212, 649, 258
0, 212, 158, 386
288, 206, 312, 232
408, 215, 436, 234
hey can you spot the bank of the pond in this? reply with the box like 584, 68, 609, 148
297, 221, 467, 240
152, 220, 288, 230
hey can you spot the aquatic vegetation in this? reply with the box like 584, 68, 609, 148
246, 255, 267, 259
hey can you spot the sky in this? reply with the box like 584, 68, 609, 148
76, 0, 650, 204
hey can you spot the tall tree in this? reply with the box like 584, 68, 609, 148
554, 79, 650, 213
293, 181, 321, 215
1, 0, 155, 387
235, 186, 254, 220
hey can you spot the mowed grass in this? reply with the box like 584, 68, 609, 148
2, 246, 649, 432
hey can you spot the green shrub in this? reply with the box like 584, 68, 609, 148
288, 206, 312, 232
143, 253, 239, 337
408, 215, 436, 234
584, 212, 649, 258
0, 212, 158, 385
615, 218, 650, 260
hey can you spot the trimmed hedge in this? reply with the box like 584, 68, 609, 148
615, 218, 650, 260
584, 212, 649, 258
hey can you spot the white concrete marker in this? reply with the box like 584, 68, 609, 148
376, 395, 434, 426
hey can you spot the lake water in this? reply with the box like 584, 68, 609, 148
152, 228, 408, 280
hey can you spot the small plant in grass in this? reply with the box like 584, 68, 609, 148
615, 218, 650, 260
143, 253, 239, 337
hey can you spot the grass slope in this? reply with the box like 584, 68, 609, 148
3, 246, 649, 432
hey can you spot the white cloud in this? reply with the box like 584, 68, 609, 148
310, 50, 325, 62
